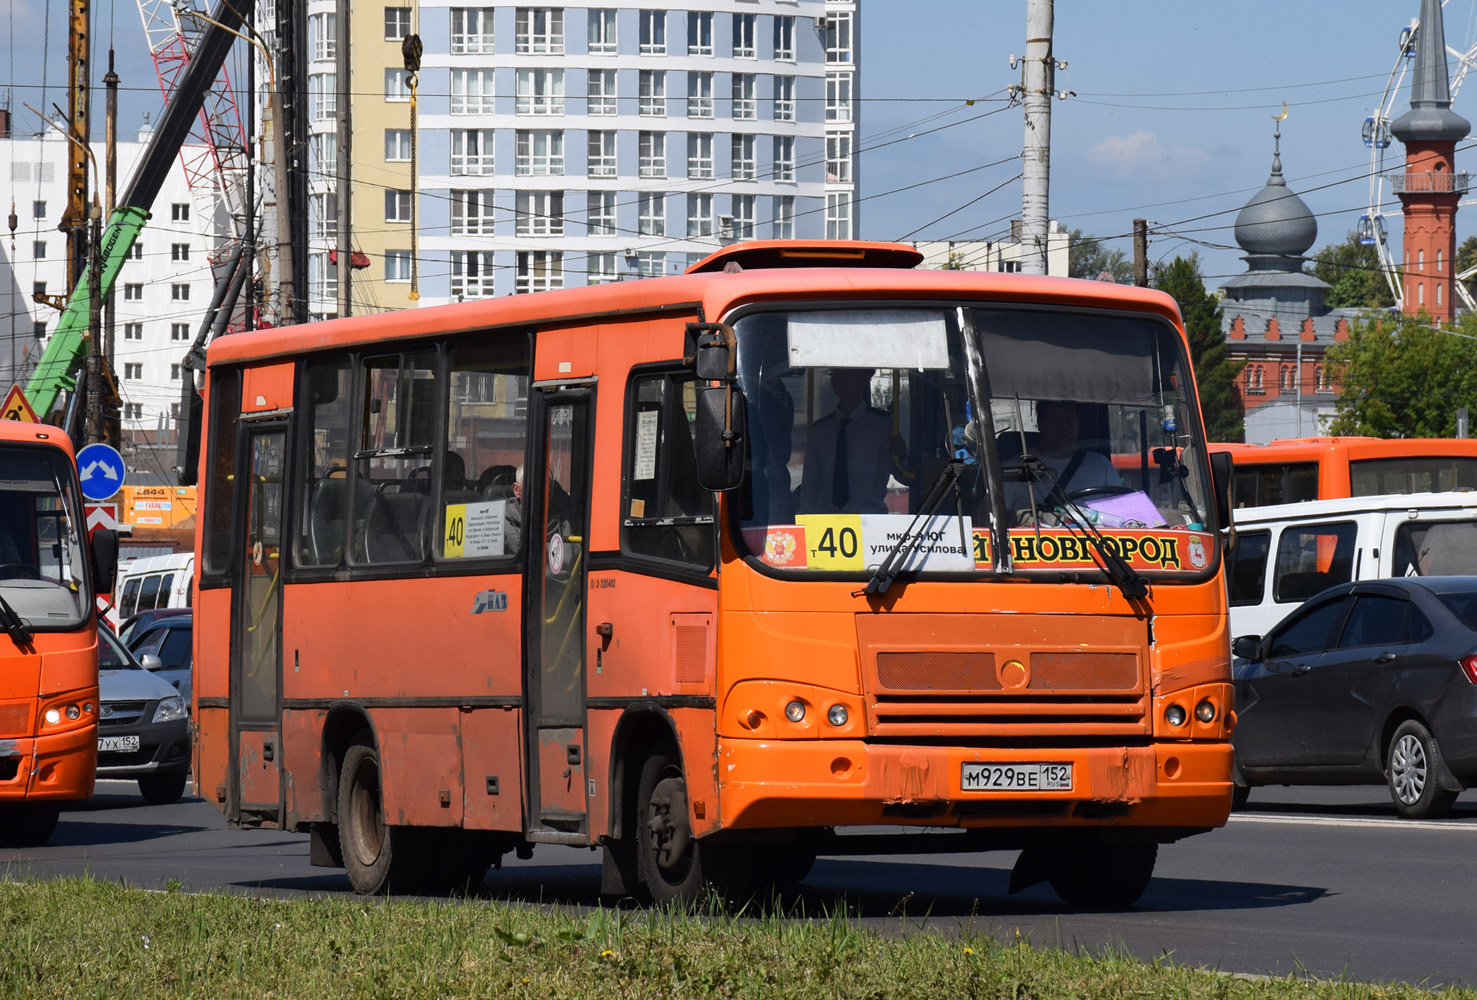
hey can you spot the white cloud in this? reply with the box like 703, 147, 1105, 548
1086, 131, 1216, 180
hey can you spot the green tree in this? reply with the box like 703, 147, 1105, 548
1067, 228, 1133, 283
1325, 311, 1477, 437
1152, 255, 1245, 442
1308, 229, 1396, 310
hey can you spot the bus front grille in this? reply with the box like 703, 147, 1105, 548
0, 703, 31, 738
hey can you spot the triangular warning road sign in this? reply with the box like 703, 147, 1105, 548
1, 385, 39, 424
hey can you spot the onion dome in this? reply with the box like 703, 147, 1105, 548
1233, 123, 1317, 258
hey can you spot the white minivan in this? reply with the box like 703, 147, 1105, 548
1228, 492, 1477, 639
111, 552, 194, 629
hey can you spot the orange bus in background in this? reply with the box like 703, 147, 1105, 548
193, 241, 1236, 908
0, 420, 118, 845
1213, 437, 1477, 509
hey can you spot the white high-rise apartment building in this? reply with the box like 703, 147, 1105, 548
1, 125, 221, 470
326, 0, 858, 309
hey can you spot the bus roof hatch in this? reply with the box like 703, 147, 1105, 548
685, 240, 924, 274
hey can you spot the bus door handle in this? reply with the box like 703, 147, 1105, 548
263, 739, 275, 762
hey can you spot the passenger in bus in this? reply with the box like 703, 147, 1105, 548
798, 368, 900, 515
1001, 399, 1120, 512
504, 466, 523, 555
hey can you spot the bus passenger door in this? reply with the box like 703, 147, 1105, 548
526, 388, 593, 839
229, 427, 286, 826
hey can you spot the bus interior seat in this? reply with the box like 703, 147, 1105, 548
479, 464, 517, 500
362, 489, 429, 563
308, 474, 374, 564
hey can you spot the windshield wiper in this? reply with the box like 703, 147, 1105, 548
1014, 456, 1149, 602
0, 592, 34, 648
859, 458, 971, 598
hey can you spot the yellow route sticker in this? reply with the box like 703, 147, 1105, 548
796, 514, 865, 571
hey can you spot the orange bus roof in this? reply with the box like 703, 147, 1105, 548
0, 419, 74, 456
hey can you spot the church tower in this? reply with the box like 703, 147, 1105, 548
1390, 0, 1471, 321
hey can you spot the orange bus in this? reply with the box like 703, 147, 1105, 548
193, 241, 1235, 907
1212, 437, 1477, 509
0, 419, 117, 845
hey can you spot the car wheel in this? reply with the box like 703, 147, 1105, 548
338, 743, 416, 894
0, 804, 60, 846
1048, 840, 1157, 909
137, 771, 187, 805
1387, 719, 1458, 819
1231, 783, 1251, 811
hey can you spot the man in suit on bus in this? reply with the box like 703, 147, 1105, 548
798, 368, 899, 515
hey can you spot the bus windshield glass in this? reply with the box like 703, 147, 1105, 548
733, 304, 1215, 578
0, 446, 90, 627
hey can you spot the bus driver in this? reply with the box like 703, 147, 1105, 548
1003, 399, 1121, 512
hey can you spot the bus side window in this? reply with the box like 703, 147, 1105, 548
354, 351, 438, 565
623, 371, 715, 570
441, 337, 531, 560
297, 356, 356, 568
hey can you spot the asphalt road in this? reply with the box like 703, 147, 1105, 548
5, 780, 1477, 987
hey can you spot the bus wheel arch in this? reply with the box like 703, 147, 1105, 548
321, 704, 377, 826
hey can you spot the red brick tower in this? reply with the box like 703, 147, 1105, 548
1391, 0, 1471, 321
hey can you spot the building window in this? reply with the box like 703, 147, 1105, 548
825, 192, 851, 239
516, 68, 565, 115
638, 193, 665, 236
310, 133, 337, 175
516, 130, 565, 175
171, 242, 190, 262
1247, 364, 1265, 395
124, 323, 143, 341
383, 68, 409, 103
386, 250, 411, 282
450, 190, 496, 235
635, 251, 665, 277
32, 241, 45, 259
171, 323, 190, 341
773, 15, 795, 60
129, 242, 143, 260
688, 11, 712, 55
33, 282, 45, 298
451, 129, 495, 175
384, 6, 411, 40
773, 195, 794, 239
516, 250, 563, 293
1438, 249, 1445, 272
32, 200, 46, 219
732, 12, 756, 57
687, 193, 713, 237
124, 363, 143, 379
587, 251, 617, 284
124, 283, 143, 301
824, 11, 852, 62
639, 70, 666, 116
171, 364, 182, 380
385, 189, 413, 223
639, 10, 666, 55
516, 7, 564, 53
826, 71, 852, 122
309, 12, 336, 59
124, 403, 142, 420
587, 191, 616, 236
773, 75, 795, 121
773, 135, 794, 182
588, 9, 616, 54
1279, 365, 1292, 392
587, 69, 617, 115
687, 132, 713, 179
686, 72, 714, 118
385, 129, 412, 161
732, 73, 756, 121
172, 284, 190, 301
1316, 365, 1331, 394
171, 203, 190, 222
826, 132, 852, 182
312, 72, 339, 118
638, 131, 665, 178
731, 134, 756, 180
33, 321, 46, 341
451, 250, 496, 299
451, 69, 496, 114
588, 130, 617, 177
450, 7, 494, 53
515, 190, 564, 237
311, 192, 339, 241
731, 194, 755, 239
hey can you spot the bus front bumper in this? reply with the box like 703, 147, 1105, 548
715, 739, 1232, 832
0, 727, 97, 802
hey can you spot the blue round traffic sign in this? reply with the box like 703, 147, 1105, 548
76, 443, 127, 501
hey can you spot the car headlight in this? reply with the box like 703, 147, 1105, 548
152, 696, 187, 723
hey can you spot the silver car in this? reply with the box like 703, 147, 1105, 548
98, 627, 191, 804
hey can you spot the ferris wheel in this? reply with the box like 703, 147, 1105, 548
1362, 1, 1477, 311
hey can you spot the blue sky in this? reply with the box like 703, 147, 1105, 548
3, 0, 1469, 286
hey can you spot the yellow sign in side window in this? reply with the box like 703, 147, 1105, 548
796, 514, 865, 572
444, 503, 467, 559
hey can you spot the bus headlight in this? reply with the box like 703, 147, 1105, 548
784, 700, 806, 723
826, 704, 849, 727
1195, 699, 1217, 723
44, 708, 61, 725
1165, 704, 1187, 728
65, 705, 80, 721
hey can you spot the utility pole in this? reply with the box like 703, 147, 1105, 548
1019, 0, 1053, 276
102, 50, 120, 449
1133, 218, 1148, 287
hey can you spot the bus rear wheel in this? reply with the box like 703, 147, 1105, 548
338, 743, 413, 894
0, 804, 59, 846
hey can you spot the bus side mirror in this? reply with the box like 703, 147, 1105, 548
693, 336, 731, 381
695, 385, 747, 492
90, 528, 119, 597
1210, 451, 1233, 530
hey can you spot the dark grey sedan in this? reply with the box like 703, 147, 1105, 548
1232, 576, 1477, 818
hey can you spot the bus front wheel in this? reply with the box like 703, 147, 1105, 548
0, 804, 59, 846
636, 751, 704, 906
1048, 840, 1157, 909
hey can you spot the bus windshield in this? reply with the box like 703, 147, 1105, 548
0, 445, 90, 628
733, 303, 1214, 577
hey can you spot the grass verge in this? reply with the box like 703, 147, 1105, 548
0, 875, 1462, 999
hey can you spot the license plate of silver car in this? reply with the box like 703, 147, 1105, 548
98, 735, 140, 752
961, 762, 1072, 792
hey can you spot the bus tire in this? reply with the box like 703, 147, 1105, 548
138, 771, 187, 805
0, 804, 59, 846
635, 751, 707, 906
1048, 840, 1157, 909
764, 843, 817, 892
338, 743, 409, 894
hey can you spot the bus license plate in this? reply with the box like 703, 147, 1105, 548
961, 762, 1072, 792
98, 735, 140, 753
